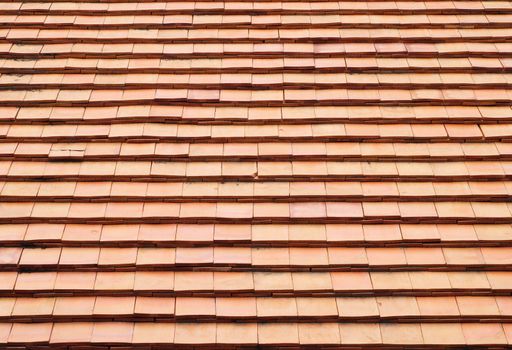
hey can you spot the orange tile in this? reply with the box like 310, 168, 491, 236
137, 224, 176, 241
462, 323, 507, 345
101, 225, 139, 242
326, 202, 363, 218
51, 323, 93, 344
174, 271, 213, 291
0, 225, 26, 241
9, 323, 53, 343
214, 247, 251, 264
298, 323, 340, 344
367, 248, 406, 266
174, 323, 216, 344
55, 272, 96, 290
95, 272, 135, 291
137, 248, 175, 265
134, 297, 174, 315
363, 202, 400, 217
60, 247, 99, 265
457, 296, 500, 315
0, 248, 21, 265
217, 324, 257, 344
214, 224, 251, 241
371, 272, 412, 290
53, 297, 95, 316
62, 224, 101, 242
421, 323, 465, 345
337, 297, 379, 317
339, 323, 382, 344
216, 297, 256, 317
99, 248, 137, 265
91, 323, 134, 343
257, 297, 297, 317
380, 324, 423, 344
132, 323, 174, 344
331, 272, 372, 291
15, 272, 57, 290
377, 296, 420, 317
328, 247, 367, 265
12, 298, 55, 316
259, 323, 299, 344
94, 296, 135, 315
290, 248, 328, 266
175, 247, 213, 264
364, 225, 401, 241
134, 271, 174, 291
297, 297, 338, 316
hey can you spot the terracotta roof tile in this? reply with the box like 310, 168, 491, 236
1, 0, 511, 347
9, 323, 52, 343
132, 323, 174, 344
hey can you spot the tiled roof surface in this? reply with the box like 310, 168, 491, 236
1, 0, 512, 348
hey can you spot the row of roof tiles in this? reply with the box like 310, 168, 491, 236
2, 201, 512, 222
4, 1, 511, 12
3, 28, 512, 40
0, 122, 509, 139
0, 105, 512, 121
2, 160, 512, 178
4, 42, 512, 55
2, 106, 510, 121
2, 246, 511, 267
1, 321, 511, 346
4, 180, 512, 199
4, 73, 512, 86
4, 142, 512, 161
1, 223, 510, 244
0, 296, 511, 320
1, 270, 511, 292
5, 58, 511, 73
3, 88, 512, 105
4, 14, 512, 26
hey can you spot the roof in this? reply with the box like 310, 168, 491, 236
0, 0, 512, 347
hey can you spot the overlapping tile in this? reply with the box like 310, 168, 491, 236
0, 0, 511, 348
